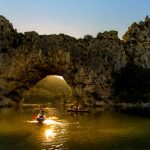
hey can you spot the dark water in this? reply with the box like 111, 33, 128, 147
1, 106, 150, 150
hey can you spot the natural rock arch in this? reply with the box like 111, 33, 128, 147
0, 15, 150, 106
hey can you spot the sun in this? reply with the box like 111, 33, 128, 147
54, 75, 64, 80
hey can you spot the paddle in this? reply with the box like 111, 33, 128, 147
32, 116, 37, 119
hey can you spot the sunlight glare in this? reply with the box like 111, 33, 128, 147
43, 118, 63, 125
27, 120, 38, 123
54, 75, 64, 80
45, 129, 56, 140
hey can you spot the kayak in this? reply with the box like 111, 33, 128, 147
37, 117, 45, 123
66, 108, 90, 113
36, 114, 46, 123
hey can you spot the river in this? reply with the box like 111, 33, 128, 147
0, 105, 150, 150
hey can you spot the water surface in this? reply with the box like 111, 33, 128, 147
0, 106, 150, 150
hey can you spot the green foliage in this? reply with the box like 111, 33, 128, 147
83, 34, 93, 40
122, 22, 138, 42
12, 33, 25, 48
96, 32, 103, 39
144, 15, 150, 22
139, 21, 144, 26
113, 63, 150, 103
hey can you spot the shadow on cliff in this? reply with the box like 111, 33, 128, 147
113, 63, 150, 103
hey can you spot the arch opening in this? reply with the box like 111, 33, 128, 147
24, 75, 72, 105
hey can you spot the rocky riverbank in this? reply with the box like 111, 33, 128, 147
0, 98, 15, 107
85, 101, 150, 109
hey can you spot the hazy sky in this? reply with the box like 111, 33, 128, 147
0, 0, 150, 38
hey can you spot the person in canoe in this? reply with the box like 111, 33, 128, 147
70, 103, 81, 111
75, 103, 80, 110
71, 104, 74, 110
37, 108, 46, 122
67, 103, 89, 113
40, 108, 45, 115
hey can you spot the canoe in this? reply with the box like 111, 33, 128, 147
66, 108, 90, 113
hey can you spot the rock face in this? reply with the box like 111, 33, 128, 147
0, 15, 150, 105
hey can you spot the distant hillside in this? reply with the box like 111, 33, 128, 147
24, 76, 72, 103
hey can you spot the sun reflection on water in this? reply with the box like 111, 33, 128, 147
27, 115, 67, 148
27, 117, 63, 125
45, 128, 56, 140
44, 118, 63, 125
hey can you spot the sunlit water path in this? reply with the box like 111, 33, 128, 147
1, 106, 150, 150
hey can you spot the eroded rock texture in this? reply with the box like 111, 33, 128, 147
0, 15, 150, 105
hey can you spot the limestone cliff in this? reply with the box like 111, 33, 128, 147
0, 15, 150, 106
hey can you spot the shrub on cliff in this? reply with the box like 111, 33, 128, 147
83, 34, 93, 40
113, 63, 150, 103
